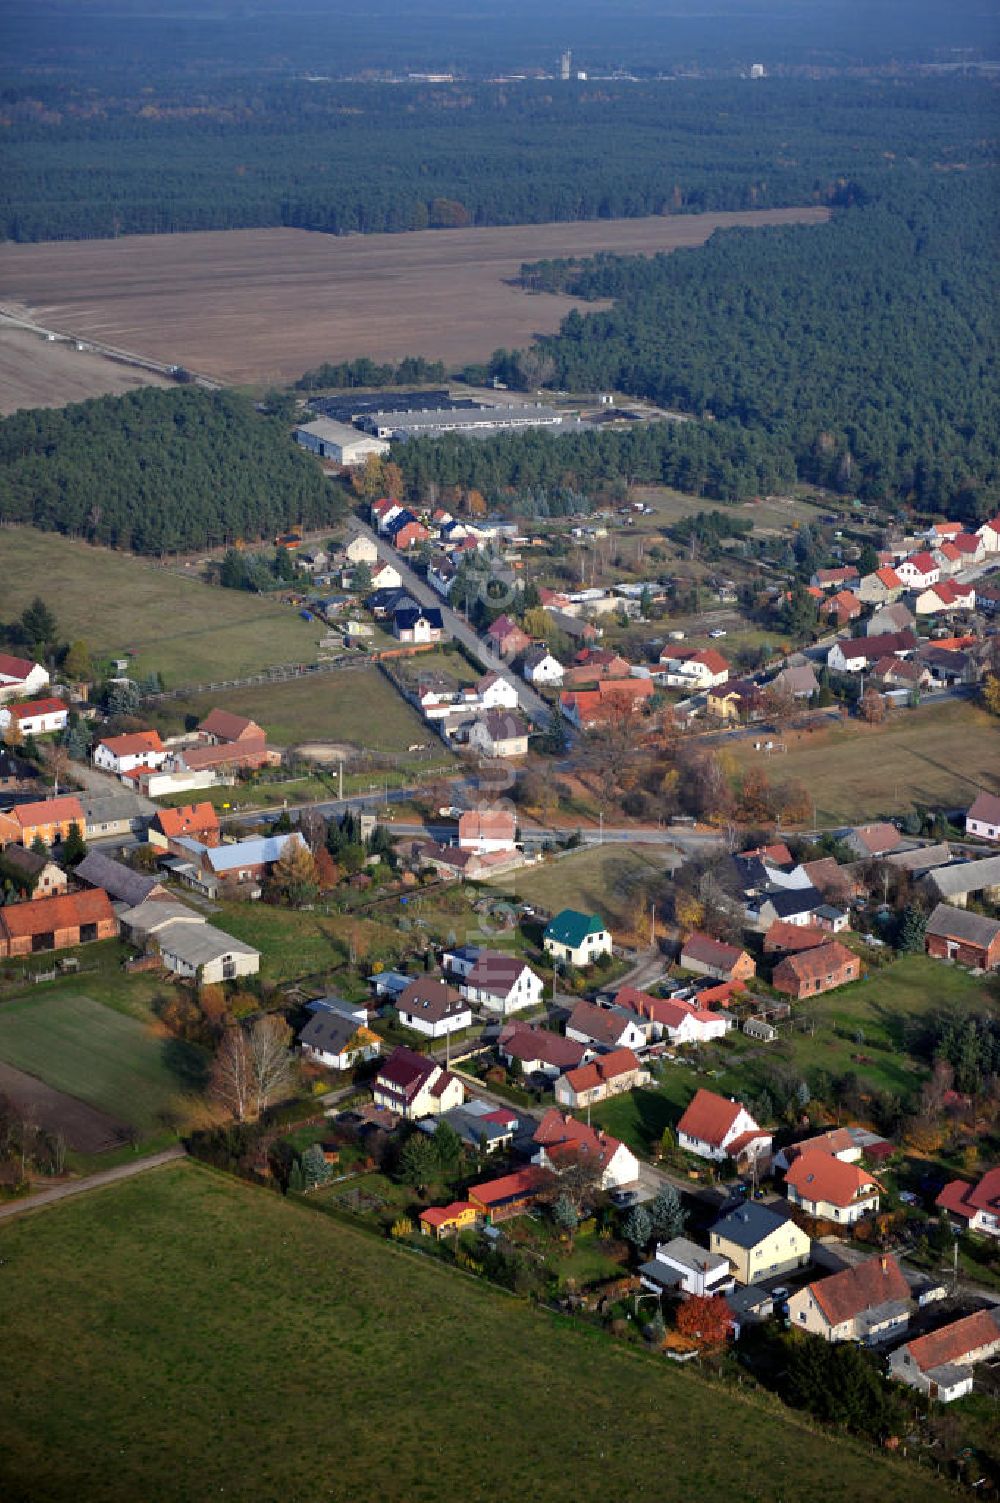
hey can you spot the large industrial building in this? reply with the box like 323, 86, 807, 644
358, 402, 565, 441
294, 416, 390, 466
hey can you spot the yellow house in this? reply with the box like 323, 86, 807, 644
709, 1202, 811, 1285
419, 1201, 479, 1240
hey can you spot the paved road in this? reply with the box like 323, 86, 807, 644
350, 520, 552, 726
0, 1144, 186, 1224
70, 760, 159, 819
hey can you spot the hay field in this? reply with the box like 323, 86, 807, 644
728, 699, 1000, 825
0, 209, 829, 386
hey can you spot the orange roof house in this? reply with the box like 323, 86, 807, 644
783, 1150, 882, 1223
149, 802, 221, 850
0, 794, 86, 849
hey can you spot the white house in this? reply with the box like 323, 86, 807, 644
467, 710, 529, 759
298, 1002, 382, 1071
0, 697, 69, 738
521, 647, 564, 687
658, 646, 730, 690
459, 951, 544, 1014
978, 513, 1000, 553
676, 1089, 771, 1165
565, 1000, 646, 1053
0, 653, 50, 705
783, 1150, 882, 1224
396, 978, 472, 1038
371, 559, 402, 590
639, 1237, 735, 1298
93, 730, 167, 776
532, 1109, 639, 1191
476, 671, 520, 711
895, 551, 940, 590
543, 909, 612, 966
345, 533, 379, 565
966, 792, 1000, 844
936, 1168, 1000, 1238
639, 994, 731, 1046
457, 809, 517, 854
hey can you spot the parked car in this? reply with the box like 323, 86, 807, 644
708, 628, 728, 639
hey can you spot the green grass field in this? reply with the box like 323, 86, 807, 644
0, 990, 208, 1136
0, 525, 324, 689
729, 700, 1000, 825
150, 666, 436, 752
0, 1162, 950, 1503
490, 843, 678, 933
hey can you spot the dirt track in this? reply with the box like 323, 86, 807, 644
0, 322, 172, 415
0, 208, 830, 387
0, 1059, 125, 1153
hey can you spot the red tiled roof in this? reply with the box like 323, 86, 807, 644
809, 1254, 910, 1328
936, 1168, 1000, 1221
874, 566, 902, 588
739, 842, 794, 866
156, 802, 220, 839
690, 648, 729, 674
561, 1048, 641, 1094
763, 920, 829, 954
376, 1044, 437, 1096
0, 887, 114, 939
469, 1165, 550, 1207
458, 810, 516, 841
676, 1088, 747, 1148
903, 1307, 1000, 1373
12, 795, 85, 828
773, 940, 858, 987
99, 730, 163, 757
6, 698, 68, 721
419, 1200, 476, 1227
784, 1150, 881, 1208
952, 532, 981, 554
0, 652, 39, 681
532, 1109, 625, 1172
905, 551, 938, 573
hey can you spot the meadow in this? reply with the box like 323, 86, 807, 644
0, 1161, 950, 1503
0, 988, 208, 1139
490, 843, 679, 934
0, 526, 323, 688
151, 665, 436, 753
728, 699, 1000, 825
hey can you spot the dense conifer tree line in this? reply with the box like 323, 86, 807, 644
0, 388, 333, 553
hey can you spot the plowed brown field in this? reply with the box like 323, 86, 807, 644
0, 207, 829, 388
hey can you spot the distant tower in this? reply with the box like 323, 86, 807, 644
559, 49, 572, 81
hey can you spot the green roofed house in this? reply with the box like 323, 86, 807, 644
543, 909, 612, 967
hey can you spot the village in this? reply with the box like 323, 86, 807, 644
0, 444, 999, 1488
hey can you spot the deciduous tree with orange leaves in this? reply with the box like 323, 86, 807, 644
675, 1295, 734, 1349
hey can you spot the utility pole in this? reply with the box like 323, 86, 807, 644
338, 759, 343, 802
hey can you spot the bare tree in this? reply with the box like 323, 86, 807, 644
209, 1026, 254, 1122
247, 1016, 295, 1120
